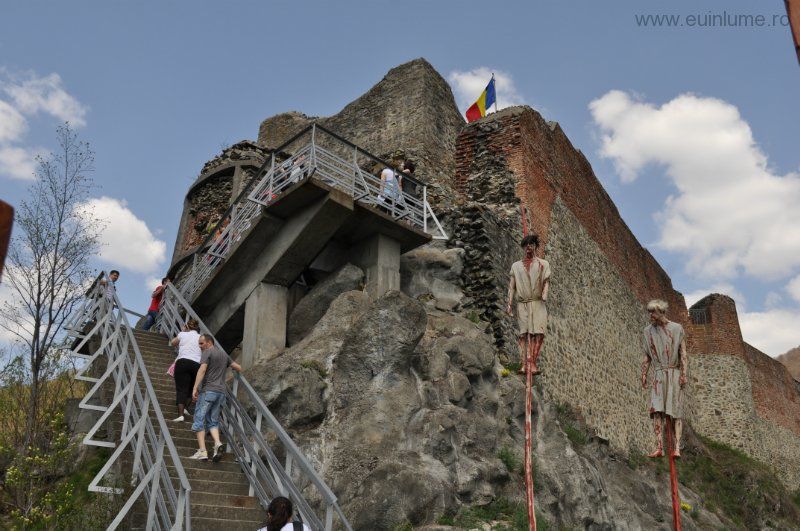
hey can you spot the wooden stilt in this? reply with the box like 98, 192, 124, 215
524, 335, 537, 531
665, 416, 682, 531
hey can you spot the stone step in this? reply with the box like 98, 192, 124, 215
131, 512, 263, 531
168, 475, 251, 496
166, 463, 246, 484
190, 502, 264, 522
191, 490, 260, 509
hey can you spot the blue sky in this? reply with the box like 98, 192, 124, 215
1, 0, 798, 355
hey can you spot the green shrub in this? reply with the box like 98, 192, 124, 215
498, 446, 520, 474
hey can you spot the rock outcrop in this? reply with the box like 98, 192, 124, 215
258, 58, 465, 191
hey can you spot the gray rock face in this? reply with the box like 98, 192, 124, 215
287, 263, 364, 345
252, 290, 521, 529
258, 58, 465, 189
251, 286, 739, 530
400, 242, 465, 311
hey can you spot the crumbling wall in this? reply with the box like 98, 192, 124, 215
687, 294, 800, 487
454, 107, 687, 324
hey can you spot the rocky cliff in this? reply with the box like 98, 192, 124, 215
248, 258, 800, 529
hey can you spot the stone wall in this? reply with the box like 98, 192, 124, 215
745, 343, 800, 436
454, 107, 687, 324
258, 58, 465, 195
170, 141, 268, 265
450, 105, 800, 484
542, 197, 653, 452
686, 294, 800, 488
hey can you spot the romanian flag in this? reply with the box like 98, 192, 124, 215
465, 76, 496, 123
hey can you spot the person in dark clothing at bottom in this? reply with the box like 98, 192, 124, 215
257, 497, 310, 531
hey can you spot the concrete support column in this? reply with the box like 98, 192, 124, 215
353, 233, 401, 300
241, 282, 288, 369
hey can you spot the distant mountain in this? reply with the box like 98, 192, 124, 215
777, 347, 800, 380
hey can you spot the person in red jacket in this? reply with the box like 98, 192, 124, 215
142, 277, 169, 331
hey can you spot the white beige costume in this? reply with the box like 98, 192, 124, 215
643, 321, 685, 419
510, 258, 551, 335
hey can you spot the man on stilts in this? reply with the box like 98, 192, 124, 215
507, 234, 551, 375
641, 299, 688, 458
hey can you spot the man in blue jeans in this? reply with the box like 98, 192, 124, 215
189, 334, 242, 461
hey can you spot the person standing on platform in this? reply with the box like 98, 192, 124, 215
506, 234, 551, 375
641, 299, 688, 458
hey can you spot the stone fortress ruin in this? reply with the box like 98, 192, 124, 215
165, 58, 800, 524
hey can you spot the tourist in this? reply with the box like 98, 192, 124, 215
377, 161, 401, 205
141, 277, 169, 331
189, 334, 241, 461
641, 299, 688, 458
506, 234, 551, 375
99, 269, 120, 300
169, 319, 202, 422
257, 496, 311, 531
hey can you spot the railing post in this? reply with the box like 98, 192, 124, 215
249, 410, 263, 497
311, 123, 317, 167
131, 394, 151, 485
145, 436, 166, 530
423, 186, 428, 233
269, 152, 275, 200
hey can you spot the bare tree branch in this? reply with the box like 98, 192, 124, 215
0, 123, 101, 451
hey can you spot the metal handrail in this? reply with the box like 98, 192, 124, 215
155, 282, 352, 531
174, 124, 447, 300
66, 272, 192, 530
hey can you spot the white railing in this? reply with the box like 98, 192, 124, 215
175, 123, 448, 301
65, 273, 192, 530
156, 282, 351, 531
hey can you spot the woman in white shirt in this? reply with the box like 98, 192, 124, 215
169, 319, 202, 422
257, 496, 310, 531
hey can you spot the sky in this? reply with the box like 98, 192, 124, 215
1, 0, 798, 356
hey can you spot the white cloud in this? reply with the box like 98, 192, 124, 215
80, 196, 166, 274
2, 72, 88, 127
447, 67, 525, 113
787, 275, 800, 304
683, 283, 745, 309
740, 308, 800, 357
764, 291, 783, 309
589, 90, 800, 281
0, 100, 27, 143
0, 145, 42, 180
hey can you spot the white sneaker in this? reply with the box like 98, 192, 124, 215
188, 449, 208, 461
171, 415, 184, 422
212, 443, 226, 462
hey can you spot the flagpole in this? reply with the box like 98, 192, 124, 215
493, 73, 499, 114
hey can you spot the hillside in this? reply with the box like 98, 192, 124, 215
778, 346, 800, 380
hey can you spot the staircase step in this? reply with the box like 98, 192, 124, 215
191, 490, 260, 509
190, 502, 264, 522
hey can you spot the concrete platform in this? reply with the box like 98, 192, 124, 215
190, 175, 431, 351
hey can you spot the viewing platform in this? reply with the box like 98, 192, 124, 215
172, 124, 447, 360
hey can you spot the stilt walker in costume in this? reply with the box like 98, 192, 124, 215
506, 234, 551, 375
641, 299, 688, 458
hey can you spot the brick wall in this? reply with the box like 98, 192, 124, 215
454, 106, 687, 324
451, 106, 800, 487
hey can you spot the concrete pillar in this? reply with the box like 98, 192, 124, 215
353, 233, 401, 300
241, 282, 288, 369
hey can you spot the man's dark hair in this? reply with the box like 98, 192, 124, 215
199, 333, 215, 344
403, 160, 415, 173
520, 234, 540, 248
110, 269, 120, 276
161, 277, 169, 283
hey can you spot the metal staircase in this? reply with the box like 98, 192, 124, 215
66, 274, 352, 530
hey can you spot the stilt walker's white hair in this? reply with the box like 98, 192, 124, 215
646, 299, 669, 313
